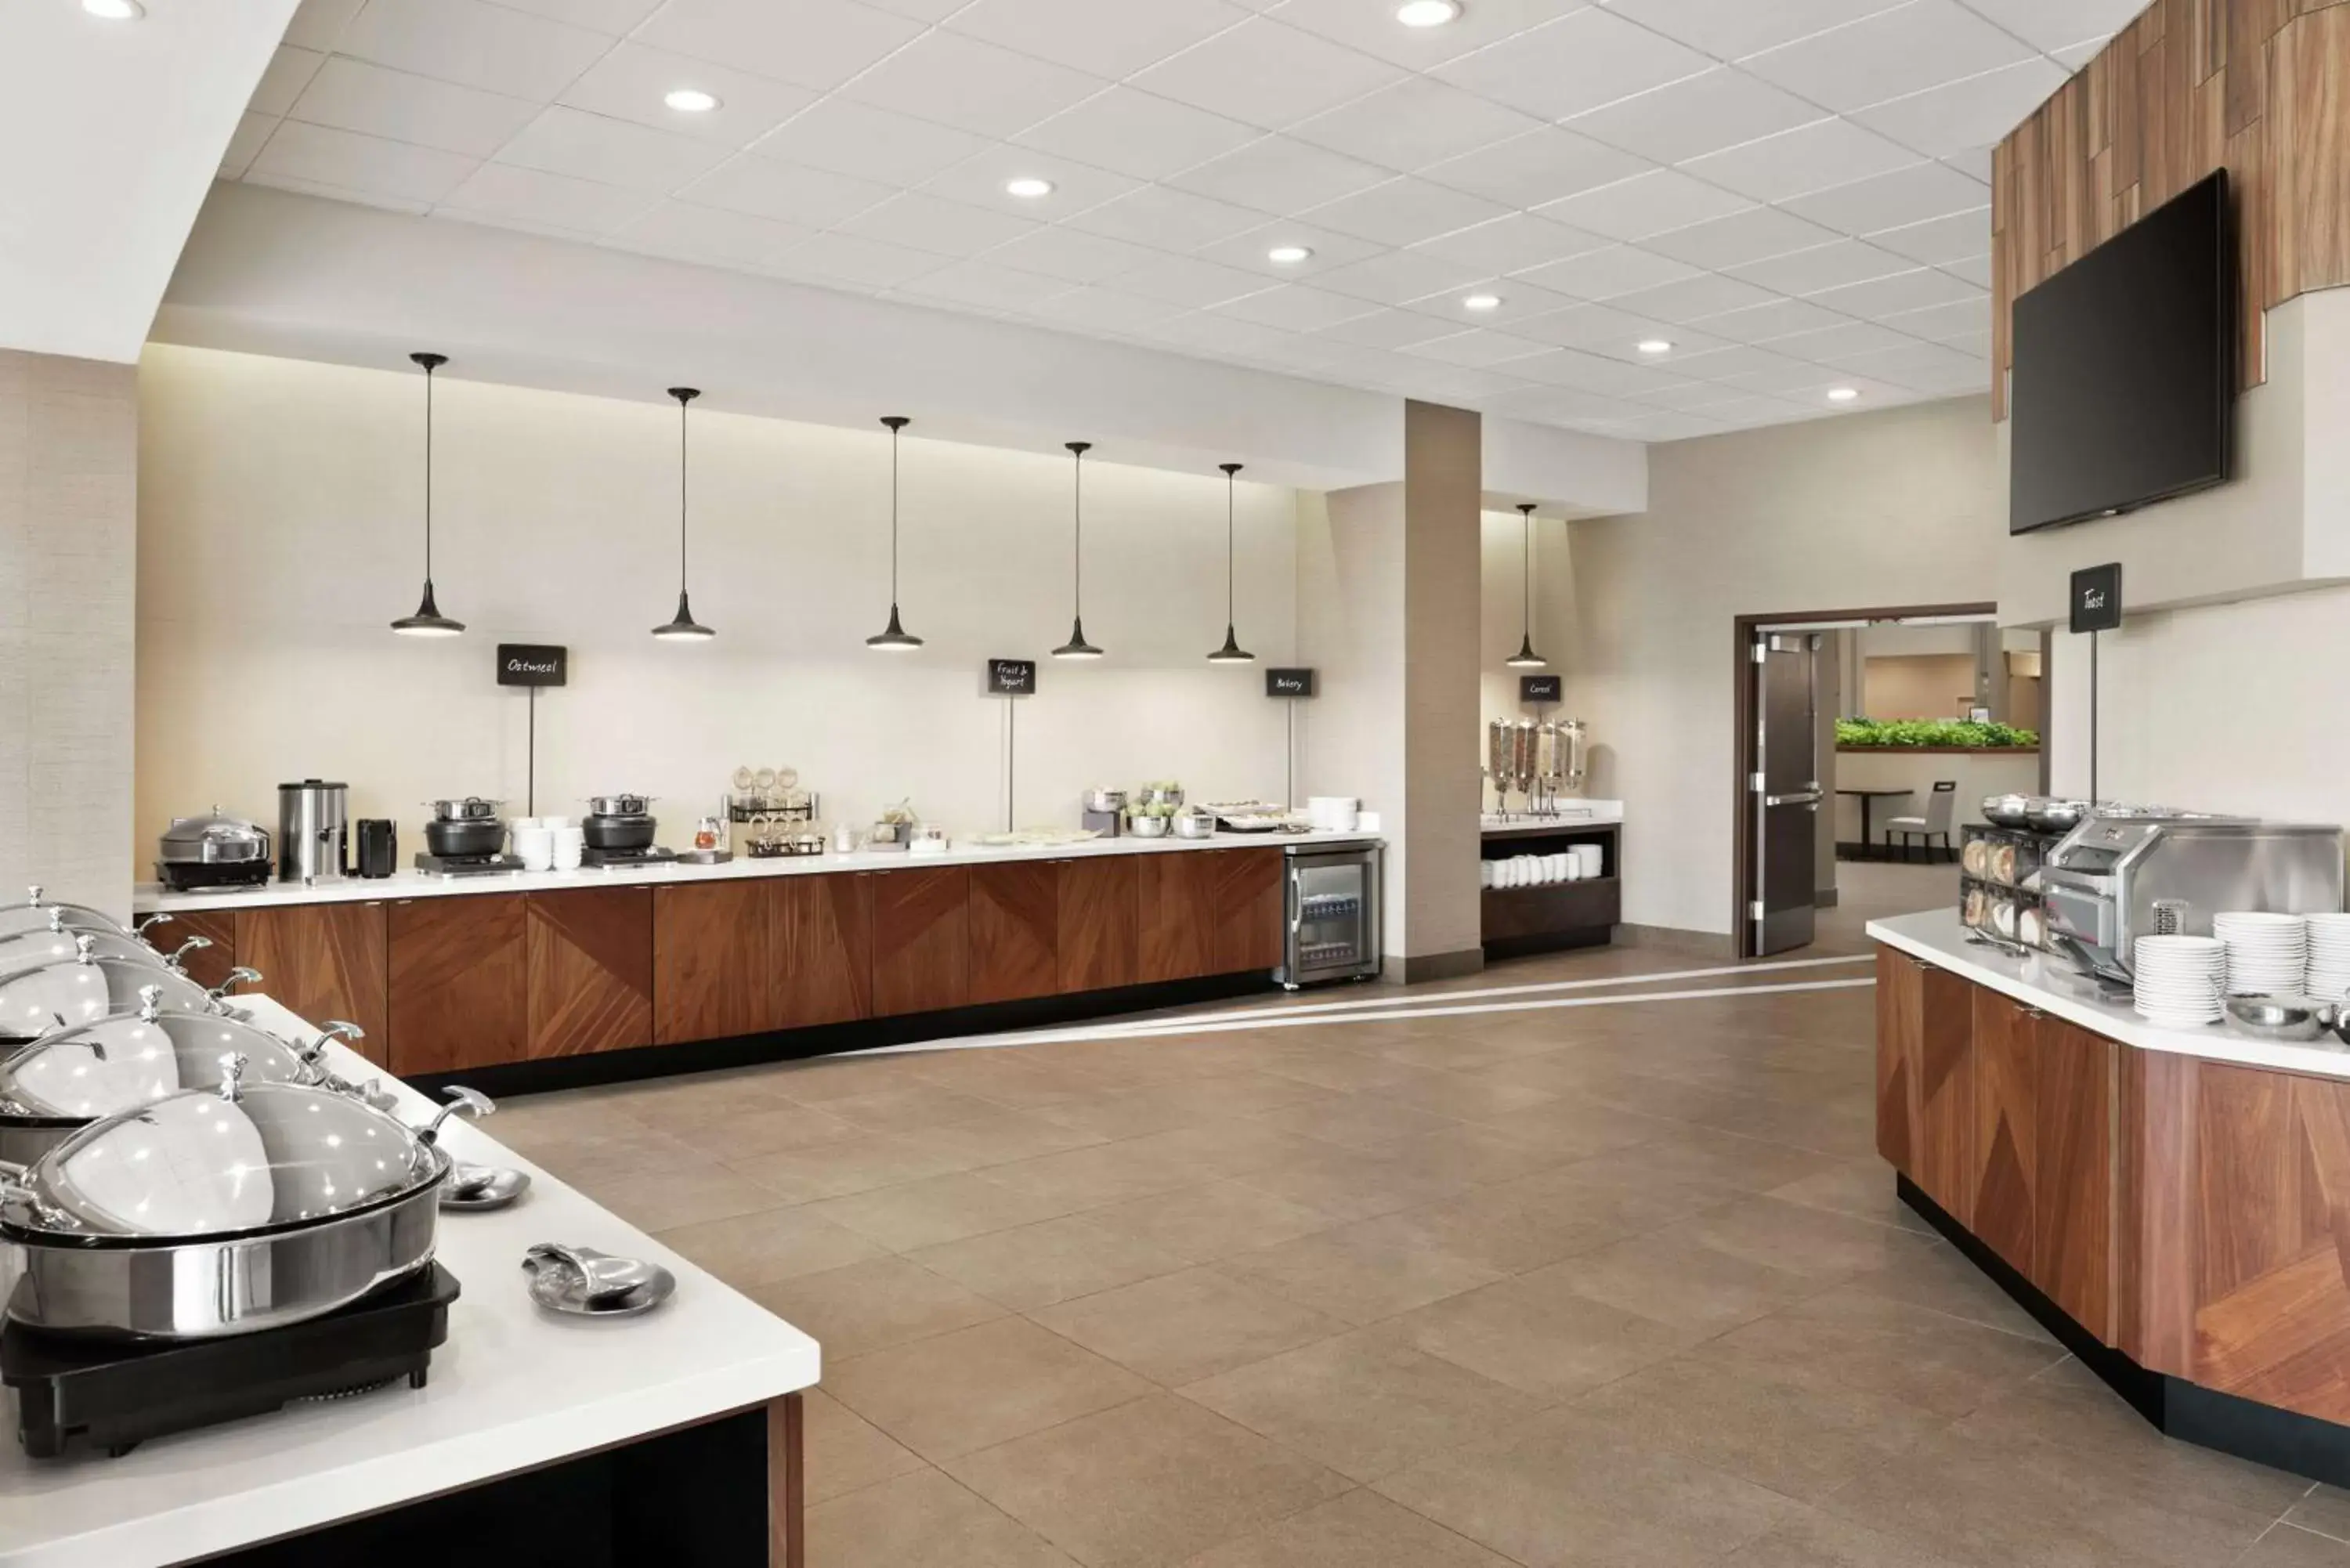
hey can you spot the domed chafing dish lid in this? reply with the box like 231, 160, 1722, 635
0, 947, 222, 1042
0, 993, 321, 1122
0, 921, 172, 977
0, 886, 130, 941
158, 808, 271, 865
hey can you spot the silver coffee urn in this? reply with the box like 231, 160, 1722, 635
278, 779, 350, 883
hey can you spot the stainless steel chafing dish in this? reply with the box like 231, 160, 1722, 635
0, 885, 136, 942
0, 938, 229, 1046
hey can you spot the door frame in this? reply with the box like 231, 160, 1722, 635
1730, 601, 1998, 959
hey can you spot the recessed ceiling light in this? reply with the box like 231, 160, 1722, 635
1267, 244, 1314, 265
1827, 386, 1860, 403
663, 88, 720, 112
1396, 0, 1460, 26
1636, 339, 1673, 355
81, 0, 144, 17
1005, 176, 1055, 198
1462, 293, 1502, 312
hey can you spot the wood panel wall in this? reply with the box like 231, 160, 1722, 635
1992, 0, 2350, 418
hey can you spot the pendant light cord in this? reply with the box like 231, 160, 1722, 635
1225, 469, 1235, 623
1072, 446, 1085, 617
422, 360, 434, 581
678, 395, 689, 592
1521, 504, 1534, 643
891, 421, 901, 602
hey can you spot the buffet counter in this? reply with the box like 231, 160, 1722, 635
1871, 910, 2350, 1485
1479, 804, 1622, 959
0, 994, 821, 1568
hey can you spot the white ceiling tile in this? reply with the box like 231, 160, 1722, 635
1301, 177, 1512, 247
860, 0, 967, 18
249, 46, 326, 119
1167, 137, 1392, 215
284, 0, 364, 52
1692, 296, 1853, 342
2052, 39, 2105, 70
1129, 19, 1405, 131
496, 107, 730, 193
1607, 273, 1781, 323
1535, 170, 1752, 241
983, 224, 1159, 283
1271, 0, 1583, 70
248, 120, 478, 205
1418, 127, 1656, 210
1508, 348, 1690, 395
1741, 0, 2036, 114
679, 157, 895, 228
1622, 380, 1740, 410
1806, 266, 1982, 318
1013, 89, 1260, 182
634, 0, 927, 94
750, 101, 991, 186
1674, 394, 1813, 426
1943, 327, 1990, 357
1850, 57, 2070, 159
1383, 364, 1537, 400
1397, 277, 1583, 324
1025, 285, 1186, 330
1680, 117, 1924, 204
1641, 206, 1845, 269
1112, 252, 1273, 307
1129, 311, 1300, 357
1876, 294, 1991, 341
1289, 78, 1542, 174
1728, 237, 1916, 294
441, 161, 660, 236
1209, 284, 1380, 331
289, 58, 539, 158
1653, 343, 1802, 381
1961, 0, 2142, 53
838, 191, 1041, 257
1870, 207, 1990, 264
1409, 213, 1610, 273
1709, 354, 1849, 393
244, 172, 437, 216
219, 112, 275, 179
606, 200, 814, 269
1313, 308, 1462, 349
1477, 385, 1654, 423
557, 42, 817, 146
1509, 303, 1732, 359
1436, 8, 1712, 121
334, 0, 615, 99
494, 0, 665, 31
1191, 221, 1389, 280
1784, 160, 1990, 234
842, 31, 1108, 139
1312, 247, 1490, 305
1566, 69, 1823, 166
943, 0, 1252, 81
1611, 410, 1737, 439
1513, 244, 1701, 300
1830, 337, 1987, 383
1767, 319, 1929, 362
923, 146, 1142, 219
772, 231, 946, 289
1943, 252, 1992, 287
1064, 183, 1267, 248
1401, 329, 1553, 368
1943, 147, 1994, 182
895, 258, 1077, 312
1601, 0, 1912, 60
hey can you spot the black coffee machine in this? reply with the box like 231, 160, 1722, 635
356, 819, 397, 879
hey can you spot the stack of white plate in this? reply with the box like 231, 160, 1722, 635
2213, 912, 2309, 997
2306, 913, 2350, 1001
2133, 935, 2228, 1026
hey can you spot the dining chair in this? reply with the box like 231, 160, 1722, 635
1886, 780, 1958, 863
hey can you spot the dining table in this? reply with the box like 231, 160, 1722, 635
1835, 787, 1914, 861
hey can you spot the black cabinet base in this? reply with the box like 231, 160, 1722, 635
1896, 1174, 2350, 1489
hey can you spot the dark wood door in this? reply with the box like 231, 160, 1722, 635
388, 894, 529, 1076
2034, 1017, 2113, 1339
970, 860, 1059, 1005
161, 909, 240, 994
1873, 946, 1972, 1225
1970, 986, 2038, 1277
653, 881, 773, 1044
1058, 856, 1137, 993
772, 873, 870, 1028
871, 866, 970, 1017
236, 903, 389, 1065
1212, 847, 1286, 974
1137, 852, 1217, 984
527, 887, 653, 1059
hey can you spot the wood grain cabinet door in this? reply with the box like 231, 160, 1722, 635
388, 894, 529, 1077
970, 861, 1059, 1005
772, 873, 871, 1029
160, 909, 240, 995
236, 904, 389, 1065
1970, 986, 2038, 1277
1212, 847, 1285, 974
2033, 1017, 2113, 1339
1873, 948, 1972, 1226
1137, 853, 1217, 984
871, 867, 970, 1017
1875, 947, 1918, 1178
527, 887, 653, 1059
653, 882, 773, 1044
1058, 857, 1138, 994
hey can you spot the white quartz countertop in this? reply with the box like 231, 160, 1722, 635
134, 827, 1383, 914
1868, 909, 2350, 1082
1480, 801, 1623, 836
0, 994, 822, 1568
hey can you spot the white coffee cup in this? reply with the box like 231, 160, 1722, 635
1574, 844, 1604, 879
551, 826, 584, 870
539, 815, 570, 831
513, 826, 555, 872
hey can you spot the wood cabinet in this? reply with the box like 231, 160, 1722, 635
1137, 853, 1218, 985
1969, 987, 2038, 1277
1211, 847, 1286, 974
653, 881, 773, 1045
388, 894, 529, 1077
772, 873, 870, 1029
159, 909, 240, 994
1874, 945, 1973, 1226
527, 887, 653, 1060
1058, 857, 1137, 994
2034, 1017, 2113, 1340
969, 861, 1059, 1005
236, 903, 389, 1065
871, 866, 968, 1017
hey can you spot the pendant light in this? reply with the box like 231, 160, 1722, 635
1051, 440, 1103, 659
1207, 461, 1253, 663
1506, 501, 1546, 668
652, 387, 715, 641
390, 352, 465, 637
866, 416, 922, 650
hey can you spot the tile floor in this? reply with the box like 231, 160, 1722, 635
494, 862, 2350, 1566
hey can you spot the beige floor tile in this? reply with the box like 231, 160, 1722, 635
2287, 1486, 2350, 1543
1529, 1227, 1829, 1333
1248, 1093, 1462, 1153
1039, 1084, 1243, 1140
653, 1202, 888, 1288
826, 1316, 1154, 1461
1844, 1233, 2056, 1342
2244, 1526, 2350, 1566
1373, 1274, 1703, 1402
747, 1255, 1006, 1359
1368, 1184, 1635, 1276
1674, 1194, 1940, 1280
1589, 1127, 1846, 1195
1182, 1329, 1545, 1483
804, 1169, 1090, 1252
765, 1057, 938, 1104
491, 1116, 712, 1182
1355, 1029, 1569, 1072
1232, 1149, 1477, 1222
570, 1161, 784, 1231
822, 1083, 1016, 1134
1032, 1266, 1348, 1386
1715, 1506, 1980, 1566
1358, 1069, 1557, 1121
1364, 1121, 1571, 1187
945, 1393, 1350, 1568
1175, 1488, 1514, 1567
806, 1466, 1077, 1568
982, 1140, 1206, 1209
685, 1102, 866, 1162
1255, 1050, 1446, 1095
1085, 1179, 1340, 1264
1219, 1218, 1505, 1325
916, 1110, 1112, 1168
1764, 1158, 1936, 1234
1115, 1118, 1329, 1180
725, 1131, 988, 1203
802, 1386, 929, 1505
1705, 1284, 2066, 1418
908, 1214, 1189, 1310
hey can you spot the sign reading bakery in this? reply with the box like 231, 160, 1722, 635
497, 644, 568, 687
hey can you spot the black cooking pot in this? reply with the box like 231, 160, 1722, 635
582, 814, 656, 851
423, 817, 506, 858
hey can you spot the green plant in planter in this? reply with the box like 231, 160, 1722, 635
1835, 717, 2041, 749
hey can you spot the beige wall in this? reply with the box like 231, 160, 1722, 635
1863, 653, 1977, 718
1401, 400, 1482, 971
0, 350, 136, 919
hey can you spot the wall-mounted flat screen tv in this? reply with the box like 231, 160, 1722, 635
2008, 168, 2234, 534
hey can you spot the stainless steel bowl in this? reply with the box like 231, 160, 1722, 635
2026, 798, 2092, 834
2225, 995, 2324, 1041
1981, 793, 2036, 829
1171, 811, 1217, 840
1127, 815, 1171, 838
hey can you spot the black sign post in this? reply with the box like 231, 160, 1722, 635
1264, 669, 1317, 807
985, 660, 1036, 829
1519, 674, 1562, 705
2069, 565, 2121, 805
497, 645, 568, 815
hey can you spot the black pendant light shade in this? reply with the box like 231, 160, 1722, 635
653, 387, 715, 640
867, 416, 923, 650
391, 352, 465, 637
1206, 461, 1253, 663
1052, 440, 1103, 659
1505, 501, 1546, 669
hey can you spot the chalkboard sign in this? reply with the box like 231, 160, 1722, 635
1264, 667, 1315, 698
986, 658, 1036, 695
1519, 674, 1561, 703
497, 644, 567, 687
2070, 563, 2122, 634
